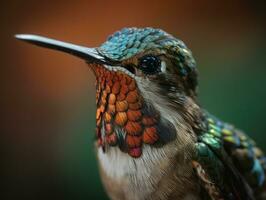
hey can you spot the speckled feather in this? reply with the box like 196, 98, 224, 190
194, 112, 266, 199
92, 64, 174, 157
98, 27, 196, 78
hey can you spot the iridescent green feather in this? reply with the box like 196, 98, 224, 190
194, 112, 266, 199
98, 27, 198, 91
98, 27, 196, 77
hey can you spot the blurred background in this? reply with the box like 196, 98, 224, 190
1, 0, 266, 199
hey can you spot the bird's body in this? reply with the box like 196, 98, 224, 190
16, 27, 266, 200
97, 111, 266, 200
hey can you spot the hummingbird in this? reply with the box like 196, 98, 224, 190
16, 27, 266, 200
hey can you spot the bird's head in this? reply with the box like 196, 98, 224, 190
16, 27, 200, 158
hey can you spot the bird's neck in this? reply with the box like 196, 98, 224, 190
94, 70, 204, 198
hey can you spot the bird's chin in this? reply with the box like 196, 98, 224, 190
88, 63, 137, 79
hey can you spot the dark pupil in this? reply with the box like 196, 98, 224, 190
139, 55, 160, 74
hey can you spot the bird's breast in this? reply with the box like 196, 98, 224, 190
97, 144, 173, 200
97, 140, 199, 200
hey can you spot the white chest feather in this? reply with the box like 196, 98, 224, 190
98, 144, 173, 200
97, 141, 198, 200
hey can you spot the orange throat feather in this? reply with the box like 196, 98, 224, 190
91, 64, 175, 158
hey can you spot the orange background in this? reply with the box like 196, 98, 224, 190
2, 0, 266, 199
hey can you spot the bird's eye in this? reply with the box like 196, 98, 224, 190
139, 55, 161, 75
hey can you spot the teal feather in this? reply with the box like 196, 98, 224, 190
195, 112, 266, 199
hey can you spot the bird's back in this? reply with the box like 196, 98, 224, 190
200, 112, 266, 199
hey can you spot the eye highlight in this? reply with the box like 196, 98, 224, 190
139, 55, 161, 75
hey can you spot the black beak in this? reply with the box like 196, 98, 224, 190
15, 34, 110, 65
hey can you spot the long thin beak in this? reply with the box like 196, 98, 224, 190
15, 34, 110, 64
